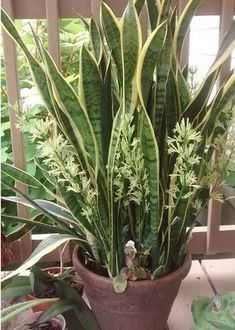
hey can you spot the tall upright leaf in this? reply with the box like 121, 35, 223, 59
153, 27, 172, 138
101, 3, 122, 82
173, 0, 201, 61
122, 1, 141, 90
89, 18, 102, 63
79, 47, 103, 165
139, 109, 160, 271
137, 21, 167, 108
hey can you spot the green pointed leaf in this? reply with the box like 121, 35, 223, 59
79, 46, 103, 165
139, 109, 160, 270
32, 35, 99, 179
137, 21, 167, 108
1, 163, 62, 203
101, 58, 113, 164
58, 185, 96, 237
101, 3, 122, 81
122, 0, 141, 89
89, 18, 102, 63
2, 214, 67, 236
107, 108, 123, 275
173, 0, 201, 60
153, 27, 172, 135
1, 179, 76, 236
165, 69, 181, 136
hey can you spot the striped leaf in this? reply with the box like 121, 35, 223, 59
165, 69, 181, 137
79, 46, 103, 165
122, 0, 141, 89
58, 185, 97, 238
173, 0, 201, 61
101, 58, 113, 164
31, 36, 99, 179
153, 27, 172, 137
101, 3, 122, 82
2, 214, 67, 237
139, 109, 160, 271
1, 163, 62, 203
1, 179, 76, 236
1, 234, 87, 282
89, 18, 102, 63
137, 21, 167, 108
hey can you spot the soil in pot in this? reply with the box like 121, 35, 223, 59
73, 246, 191, 330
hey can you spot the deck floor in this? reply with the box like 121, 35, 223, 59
168, 258, 235, 329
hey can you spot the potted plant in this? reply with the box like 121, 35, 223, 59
2, 271, 100, 330
26, 265, 83, 312
1, 0, 235, 329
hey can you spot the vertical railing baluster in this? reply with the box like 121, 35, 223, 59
2, 0, 32, 261
206, 0, 234, 254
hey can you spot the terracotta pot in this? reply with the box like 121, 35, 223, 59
27, 267, 83, 312
73, 246, 191, 330
14, 311, 66, 330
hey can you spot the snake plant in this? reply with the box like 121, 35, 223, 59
1, 0, 235, 290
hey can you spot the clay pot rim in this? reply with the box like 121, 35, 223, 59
72, 246, 191, 288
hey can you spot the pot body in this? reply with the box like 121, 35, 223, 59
14, 311, 66, 330
73, 247, 191, 330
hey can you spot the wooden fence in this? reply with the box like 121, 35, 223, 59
1, 0, 235, 263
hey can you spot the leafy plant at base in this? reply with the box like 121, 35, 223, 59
1, 0, 235, 291
192, 292, 235, 329
2, 267, 100, 330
